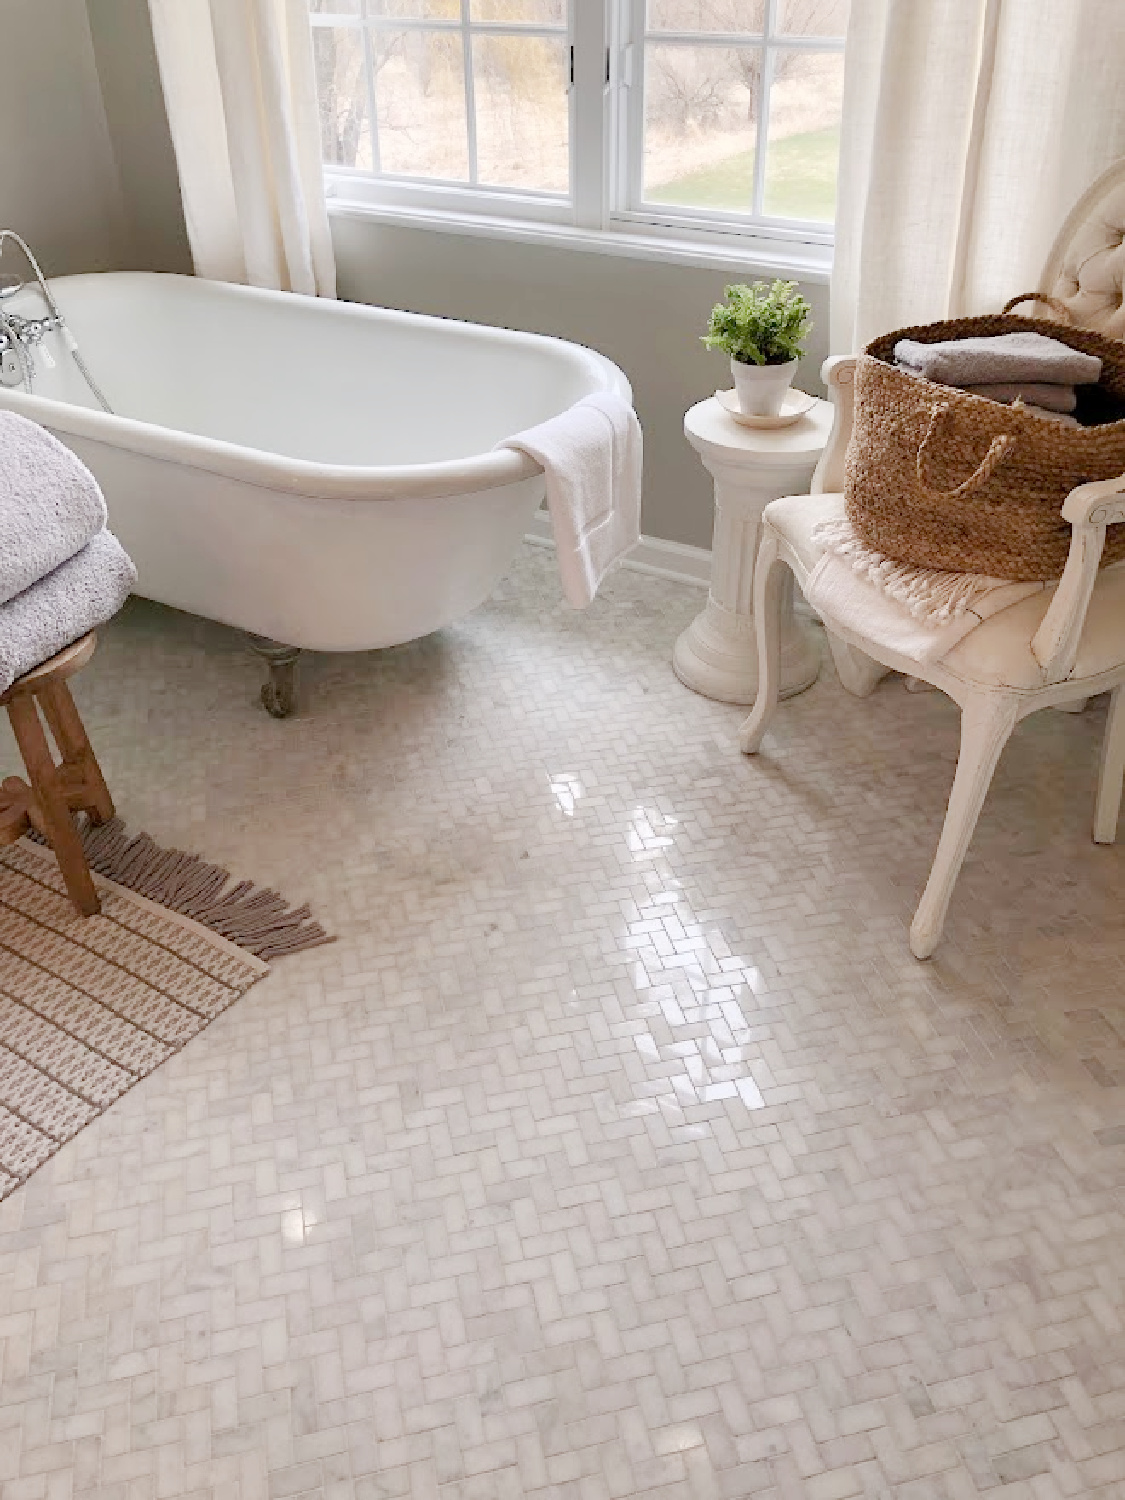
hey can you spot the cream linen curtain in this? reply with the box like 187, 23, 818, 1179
148, 0, 336, 297
832, 0, 1125, 352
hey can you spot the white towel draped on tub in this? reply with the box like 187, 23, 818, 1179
0, 412, 107, 605
499, 392, 642, 608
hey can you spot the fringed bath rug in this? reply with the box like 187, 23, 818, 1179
0, 826, 330, 1201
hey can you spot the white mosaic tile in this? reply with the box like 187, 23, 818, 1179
1, 544, 1124, 1498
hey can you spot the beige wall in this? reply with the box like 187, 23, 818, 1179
334, 217, 830, 550
38, 0, 830, 550
0, 0, 127, 274
83, 0, 192, 273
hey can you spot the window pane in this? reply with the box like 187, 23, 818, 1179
309, 0, 361, 15
313, 27, 373, 169
762, 49, 843, 220
647, 1, 766, 33
373, 29, 470, 180
367, 0, 460, 16
775, 0, 850, 36
643, 45, 760, 212
472, 34, 569, 191
471, 0, 566, 20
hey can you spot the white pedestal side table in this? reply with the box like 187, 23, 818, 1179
674, 394, 833, 704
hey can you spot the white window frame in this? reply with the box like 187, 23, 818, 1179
313, 2, 577, 226
612, 0, 844, 250
317, 0, 843, 278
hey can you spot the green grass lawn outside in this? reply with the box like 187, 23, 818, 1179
648, 126, 839, 222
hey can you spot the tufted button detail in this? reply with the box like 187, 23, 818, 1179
1048, 172, 1125, 341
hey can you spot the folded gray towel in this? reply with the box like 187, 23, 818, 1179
962, 381, 1077, 413
0, 530, 136, 694
0, 411, 107, 607
893, 332, 1101, 387
900, 369, 1079, 411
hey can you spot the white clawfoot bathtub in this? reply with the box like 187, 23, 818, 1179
0, 272, 630, 712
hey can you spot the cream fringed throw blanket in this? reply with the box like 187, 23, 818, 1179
808, 517, 1045, 665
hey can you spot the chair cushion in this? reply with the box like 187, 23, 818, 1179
943, 562, 1125, 688
764, 490, 1125, 691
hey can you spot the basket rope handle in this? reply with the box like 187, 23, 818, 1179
915, 402, 1016, 499
1001, 291, 1076, 324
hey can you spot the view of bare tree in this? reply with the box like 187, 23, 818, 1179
647, 1, 765, 29
312, 26, 367, 166
646, 0, 847, 36
646, 45, 755, 134
643, 0, 847, 135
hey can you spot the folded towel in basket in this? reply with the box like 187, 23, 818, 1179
0, 411, 107, 606
894, 331, 1102, 388
498, 392, 642, 608
962, 381, 1077, 412
0, 530, 136, 694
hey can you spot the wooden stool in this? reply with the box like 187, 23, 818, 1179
0, 633, 114, 916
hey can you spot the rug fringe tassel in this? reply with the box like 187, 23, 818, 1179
31, 819, 332, 961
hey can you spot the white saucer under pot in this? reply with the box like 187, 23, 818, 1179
716, 387, 817, 429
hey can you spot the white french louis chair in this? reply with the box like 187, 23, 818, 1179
740, 156, 1125, 959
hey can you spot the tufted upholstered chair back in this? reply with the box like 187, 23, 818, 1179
1029, 158, 1125, 339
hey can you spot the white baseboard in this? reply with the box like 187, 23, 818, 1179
525, 510, 711, 589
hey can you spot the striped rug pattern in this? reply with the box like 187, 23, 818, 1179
0, 839, 267, 1200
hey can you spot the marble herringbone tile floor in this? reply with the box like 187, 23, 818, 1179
2, 545, 1125, 1500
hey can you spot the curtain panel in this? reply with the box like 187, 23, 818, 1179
832, 0, 1125, 352
148, 0, 336, 298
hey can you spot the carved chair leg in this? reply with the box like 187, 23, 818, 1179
739, 531, 785, 754
6, 693, 99, 916
38, 680, 114, 824
247, 636, 302, 719
910, 692, 1020, 961
1094, 684, 1125, 845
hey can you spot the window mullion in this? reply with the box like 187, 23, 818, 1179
572, 0, 610, 228
752, 0, 779, 220
617, 0, 646, 217
361, 9, 381, 177
460, 0, 479, 186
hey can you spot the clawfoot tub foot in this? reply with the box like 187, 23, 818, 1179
247, 637, 302, 718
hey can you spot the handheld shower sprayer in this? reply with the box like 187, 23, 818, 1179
0, 231, 113, 413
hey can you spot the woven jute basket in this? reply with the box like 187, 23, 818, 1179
845, 297, 1125, 580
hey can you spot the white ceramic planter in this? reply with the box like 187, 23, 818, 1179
730, 356, 798, 417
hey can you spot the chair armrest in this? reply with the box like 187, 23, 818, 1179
1060, 474, 1125, 527
1031, 473, 1125, 681
811, 355, 857, 495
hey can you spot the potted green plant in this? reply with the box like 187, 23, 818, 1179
703, 280, 813, 417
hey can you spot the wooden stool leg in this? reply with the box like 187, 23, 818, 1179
38, 681, 114, 824
6, 694, 100, 916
